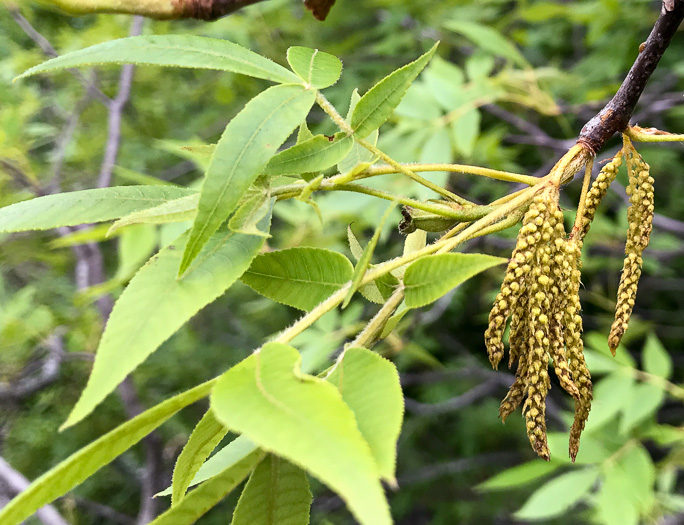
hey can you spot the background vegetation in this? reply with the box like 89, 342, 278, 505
1, 0, 683, 523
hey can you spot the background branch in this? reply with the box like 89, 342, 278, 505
578, 0, 684, 153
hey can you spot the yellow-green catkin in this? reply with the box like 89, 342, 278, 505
522, 210, 555, 460
608, 142, 654, 353
577, 154, 623, 241
485, 198, 543, 369
564, 239, 592, 461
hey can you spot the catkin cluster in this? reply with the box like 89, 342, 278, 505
484, 146, 655, 461
485, 186, 588, 460
608, 142, 654, 353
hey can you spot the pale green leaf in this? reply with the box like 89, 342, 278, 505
231, 455, 312, 525
229, 193, 274, 237
338, 90, 378, 173
343, 202, 397, 307
157, 435, 259, 497
264, 133, 353, 176
583, 371, 634, 433
514, 468, 599, 520
326, 347, 403, 483
17, 35, 300, 84
114, 224, 158, 280
642, 334, 673, 379
477, 460, 561, 491
619, 383, 665, 435
180, 84, 315, 275
351, 43, 438, 139
450, 107, 481, 157
347, 226, 389, 304
0, 381, 213, 525
595, 447, 654, 525
150, 449, 265, 525
286, 47, 342, 89
171, 408, 229, 506
108, 194, 199, 235
64, 212, 271, 428
404, 253, 506, 308
241, 247, 353, 311
0, 186, 194, 233
443, 20, 528, 67
211, 342, 391, 525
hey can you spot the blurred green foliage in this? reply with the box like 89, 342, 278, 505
1, 0, 683, 523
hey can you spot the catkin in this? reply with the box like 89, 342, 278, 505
578, 154, 622, 241
485, 199, 543, 369
489, 188, 586, 460
608, 143, 654, 353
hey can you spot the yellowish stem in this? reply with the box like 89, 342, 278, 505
572, 158, 594, 233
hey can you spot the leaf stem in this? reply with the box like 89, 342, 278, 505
348, 285, 406, 349
314, 91, 472, 204
273, 181, 493, 221
624, 126, 684, 143
572, 158, 594, 234
273, 284, 350, 344
360, 163, 538, 185
356, 138, 471, 204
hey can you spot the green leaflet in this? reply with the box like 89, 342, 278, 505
351, 43, 438, 139
231, 455, 312, 525
179, 84, 315, 275
327, 348, 403, 483
108, 193, 199, 235
211, 343, 392, 525
642, 334, 673, 379
63, 211, 272, 429
0, 381, 214, 525
403, 253, 506, 308
476, 460, 561, 491
346, 226, 397, 304
343, 202, 397, 308
264, 133, 353, 177
150, 449, 265, 525
229, 192, 275, 237
442, 20, 529, 68
514, 468, 600, 520
0, 186, 194, 232
171, 408, 229, 506
286, 46, 343, 89
157, 435, 259, 497
338, 89, 379, 174
241, 247, 353, 311
16, 35, 300, 84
